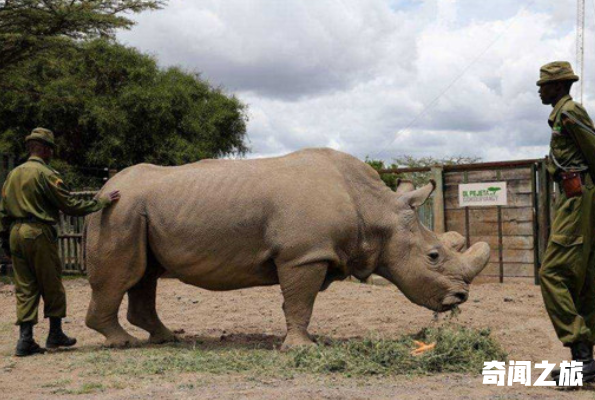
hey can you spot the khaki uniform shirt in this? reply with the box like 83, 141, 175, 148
547, 95, 595, 176
0, 156, 108, 233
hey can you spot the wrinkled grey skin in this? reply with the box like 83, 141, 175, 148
84, 148, 490, 349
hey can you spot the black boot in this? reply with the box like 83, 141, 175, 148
46, 317, 77, 349
552, 342, 595, 384
15, 322, 46, 357
573, 342, 595, 383
551, 346, 574, 380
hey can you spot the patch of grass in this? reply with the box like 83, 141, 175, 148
178, 383, 195, 390
53, 382, 105, 395
83, 325, 506, 378
41, 379, 72, 388
109, 381, 127, 390
0, 275, 13, 285
92, 347, 289, 377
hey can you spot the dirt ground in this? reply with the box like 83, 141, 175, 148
1, 277, 594, 399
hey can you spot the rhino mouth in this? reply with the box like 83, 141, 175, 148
439, 291, 469, 312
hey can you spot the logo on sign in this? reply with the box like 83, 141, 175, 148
459, 182, 507, 207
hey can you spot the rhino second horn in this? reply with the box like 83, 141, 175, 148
462, 242, 490, 282
440, 231, 466, 252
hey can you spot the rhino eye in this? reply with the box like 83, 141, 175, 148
428, 250, 440, 262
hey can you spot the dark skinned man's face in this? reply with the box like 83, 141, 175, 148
538, 81, 564, 105
41, 145, 54, 163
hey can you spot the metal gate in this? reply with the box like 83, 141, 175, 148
442, 161, 540, 282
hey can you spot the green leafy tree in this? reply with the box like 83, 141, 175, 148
0, 40, 248, 188
366, 155, 481, 190
0, 0, 164, 73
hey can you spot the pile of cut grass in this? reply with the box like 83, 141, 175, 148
82, 325, 506, 378
292, 325, 507, 376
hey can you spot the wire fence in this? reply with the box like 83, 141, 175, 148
418, 199, 434, 231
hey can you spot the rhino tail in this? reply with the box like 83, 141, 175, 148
82, 217, 88, 273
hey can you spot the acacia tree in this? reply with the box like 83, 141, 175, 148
0, 0, 164, 72
0, 40, 248, 188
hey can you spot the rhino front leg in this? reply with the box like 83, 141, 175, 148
277, 261, 328, 351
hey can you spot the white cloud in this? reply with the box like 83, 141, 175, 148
118, 0, 594, 163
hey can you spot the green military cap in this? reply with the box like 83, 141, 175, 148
25, 127, 56, 148
537, 61, 579, 86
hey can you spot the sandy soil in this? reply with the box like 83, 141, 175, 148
0, 277, 593, 399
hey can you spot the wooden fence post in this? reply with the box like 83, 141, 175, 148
431, 166, 445, 234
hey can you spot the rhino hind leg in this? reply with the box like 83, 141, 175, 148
277, 261, 328, 351
126, 258, 177, 344
85, 209, 148, 348
87, 289, 141, 348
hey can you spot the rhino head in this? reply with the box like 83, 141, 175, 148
374, 180, 490, 312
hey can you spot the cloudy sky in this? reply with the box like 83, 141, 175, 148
118, 0, 595, 163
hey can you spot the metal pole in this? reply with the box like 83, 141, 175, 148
531, 163, 539, 285
496, 170, 504, 283
431, 166, 445, 233
577, 0, 585, 104
497, 206, 504, 283
463, 171, 470, 249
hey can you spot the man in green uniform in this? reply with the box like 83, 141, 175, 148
538, 61, 595, 382
0, 128, 120, 356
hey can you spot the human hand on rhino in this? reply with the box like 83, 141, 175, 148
100, 190, 121, 205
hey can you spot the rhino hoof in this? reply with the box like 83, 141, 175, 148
149, 332, 179, 344
103, 335, 142, 349
280, 335, 317, 352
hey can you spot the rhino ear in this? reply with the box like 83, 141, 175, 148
398, 180, 435, 208
395, 179, 415, 197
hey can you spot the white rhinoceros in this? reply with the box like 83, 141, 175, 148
84, 148, 490, 349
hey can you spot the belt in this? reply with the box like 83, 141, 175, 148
12, 216, 54, 225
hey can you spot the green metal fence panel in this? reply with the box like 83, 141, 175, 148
417, 198, 434, 231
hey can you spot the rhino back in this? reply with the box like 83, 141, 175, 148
94, 149, 392, 287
